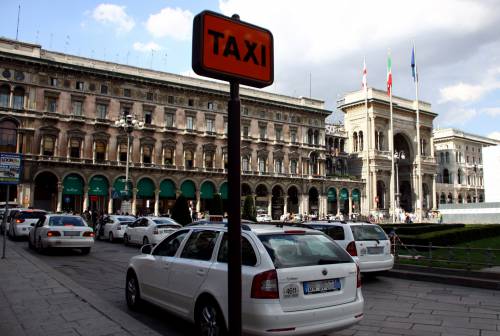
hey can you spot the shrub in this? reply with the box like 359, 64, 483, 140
242, 195, 256, 222
398, 225, 500, 246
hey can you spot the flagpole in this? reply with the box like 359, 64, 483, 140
363, 58, 371, 216
388, 52, 396, 223
414, 43, 423, 222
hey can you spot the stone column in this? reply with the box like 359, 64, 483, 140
9, 89, 13, 108
336, 196, 340, 216
372, 171, 378, 211
154, 189, 160, 216
56, 182, 63, 212
82, 187, 89, 211
29, 183, 35, 207
196, 191, 201, 213
16, 133, 21, 153
298, 193, 303, 215
283, 197, 288, 217
132, 188, 137, 216
302, 194, 309, 215
320, 194, 327, 219
348, 192, 353, 217
432, 174, 437, 210
108, 188, 113, 214
267, 194, 272, 217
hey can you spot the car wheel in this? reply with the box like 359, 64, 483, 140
196, 299, 227, 336
143, 236, 149, 246
124, 234, 130, 246
28, 236, 34, 249
109, 232, 114, 243
125, 272, 141, 310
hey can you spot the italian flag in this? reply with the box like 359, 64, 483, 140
387, 53, 392, 96
362, 58, 367, 90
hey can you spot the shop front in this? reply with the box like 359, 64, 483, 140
88, 175, 109, 213
136, 178, 155, 216
62, 174, 84, 214
159, 179, 176, 216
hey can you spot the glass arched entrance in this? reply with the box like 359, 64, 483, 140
339, 188, 349, 215
200, 181, 216, 213
308, 187, 319, 216
112, 176, 133, 214
287, 186, 299, 215
352, 189, 361, 213
62, 174, 84, 214
255, 184, 269, 215
327, 188, 337, 215
271, 186, 284, 220
34, 171, 58, 211
159, 179, 176, 215
394, 133, 413, 212
136, 178, 155, 216
88, 175, 109, 213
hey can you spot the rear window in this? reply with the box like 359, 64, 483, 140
116, 216, 135, 222
49, 216, 86, 227
258, 233, 352, 269
307, 225, 345, 240
17, 211, 46, 219
351, 225, 387, 241
156, 224, 181, 229
153, 219, 177, 225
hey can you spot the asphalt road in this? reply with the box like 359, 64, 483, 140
9, 238, 500, 336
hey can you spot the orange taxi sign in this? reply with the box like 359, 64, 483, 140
192, 11, 274, 88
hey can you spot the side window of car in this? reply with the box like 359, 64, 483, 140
180, 230, 219, 261
217, 233, 257, 266
153, 230, 189, 257
140, 218, 147, 227
327, 226, 345, 240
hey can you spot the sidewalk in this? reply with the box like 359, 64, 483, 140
0, 244, 162, 336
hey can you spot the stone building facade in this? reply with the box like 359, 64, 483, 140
0, 37, 363, 219
433, 128, 498, 205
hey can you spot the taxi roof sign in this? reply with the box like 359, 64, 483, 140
192, 11, 274, 88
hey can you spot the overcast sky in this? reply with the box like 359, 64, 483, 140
1, 0, 500, 140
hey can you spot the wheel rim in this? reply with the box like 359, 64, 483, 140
109, 233, 113, 242
200, 305, 220, 336
127, 277, 137, 305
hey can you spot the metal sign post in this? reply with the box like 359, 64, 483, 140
2, 185, 8, 259
192, 11, 273, 335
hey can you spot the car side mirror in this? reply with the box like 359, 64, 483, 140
30, 223, 35, 227
141, 244, 152, 254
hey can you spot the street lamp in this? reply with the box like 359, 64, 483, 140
114, 113, 144, 213
394, 150, 406, 221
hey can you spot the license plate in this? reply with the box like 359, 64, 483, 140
303, 278, 341, 295
367, 246, 383, 254
64, 231, 80, 237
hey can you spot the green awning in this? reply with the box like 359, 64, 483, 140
160, 179, 176, 198
137, 178, 155, 198
327, 188, 337, 202
220, 182, 228, 200
113, 177, 132, 199
88, 175, 109, 196
340, 188, 349, 201
181, 180, 196, 199
352, 189, 361, 201
63, 174, 83, 195
200, 181, 215, 200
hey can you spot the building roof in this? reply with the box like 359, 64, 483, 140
433, 128, 500, 146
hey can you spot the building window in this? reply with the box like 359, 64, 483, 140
72, 100, 83, 116
165, 112, 175, 127
353, 132, 358, 152
0, 85, 9, 107
259, 125, 267, 140
95, 141, 106, 162
207, 102, 214, 110
276, 112, 281, 120
164, 148, 174, 165
0, 120, 17, 153
243, 125, 249, 138
96, 104, 107, 119
50, 77, 58, 87
76, 81, 84, 91
69, 138, 81, 158
358, 131, 363, 151
100, 85, 108, 94
223, 120, 228, 135
188, 98, 194, 107
46, 97, 57, 112
119, 143, 128, 162
143, 145, 152, 164
186, 116, 194, 130
290, 129, 297, 143
185, 150, 194, 169
13, 87, 24, 109
242, 156, 250, 171
243, 107, 249, 116
275, 126, 282, 141
206, 118, 215, 133
258, 158, 267, 173
123, 88, 131, 97
144, 110, 153, 125
146, 92, 153, 101
204, 152, 214, 168
223, 153, 228, 169
42, 136, 55, 156
260, 111, 265, 118
121, 105, 131, 116
274, 159, 283, 174
167, 95, 174, 104
290, 159, 298, 175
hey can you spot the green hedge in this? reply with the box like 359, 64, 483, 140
398, 225, 500, 246
392, 224, 464, 235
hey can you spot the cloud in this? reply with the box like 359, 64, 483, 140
146, 7, 193, 40
438, 82, 490, 103
488, 131, 500, 140
440, 107, 478, 126
133, 42, 162, 53
482, 107, 500, 116
92, 4, 135, 33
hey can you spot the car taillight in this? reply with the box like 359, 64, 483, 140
251, 270, 279, 299
357, 264, 361, 288
47, 231, 61, 237
83, 232, 95, 237
346, 241, 357, 256
15, 219, 25, 224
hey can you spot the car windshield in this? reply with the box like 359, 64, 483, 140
49, 216, 86, 227
18, 211, 46, 219
116, 216, 135, 222
258, 233, 352, 269
351, 225, 387, 241
153, 219, 176, 225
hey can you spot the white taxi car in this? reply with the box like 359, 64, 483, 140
28, 214, 94, 254
125, 224, 363, 335
301, 221, 394, 273
100, 215, 135, 242
123, 217, 181, 246
8, 209, 47, 239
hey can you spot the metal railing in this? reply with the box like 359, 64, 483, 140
393, 240, 500, 270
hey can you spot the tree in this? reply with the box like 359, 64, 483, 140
242, 195, 257, 222
171, 194, 192, 226
210, 193, 224, 216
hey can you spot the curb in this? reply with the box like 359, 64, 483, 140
9, 243, 164, 336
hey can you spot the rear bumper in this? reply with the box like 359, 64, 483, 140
112, 230, 125, 239
13, 226, 31, 237
43, 237, 94, 248
242, 289, 364, 336
359, 255, 394, 272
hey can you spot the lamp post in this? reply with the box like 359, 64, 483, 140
114, 113, 144, 213
394, 150, 406, 222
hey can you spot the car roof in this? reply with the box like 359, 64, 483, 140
302, 221, 346, 226
185, 223, 321, 235
46, 214, 83, 218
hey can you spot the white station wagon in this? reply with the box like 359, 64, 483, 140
99, 215, 136, 242
28, 214, 94, 254
123, 216, 181, 246
125, 224, 363, 335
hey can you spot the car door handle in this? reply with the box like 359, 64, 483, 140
196, 269, 206, 276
